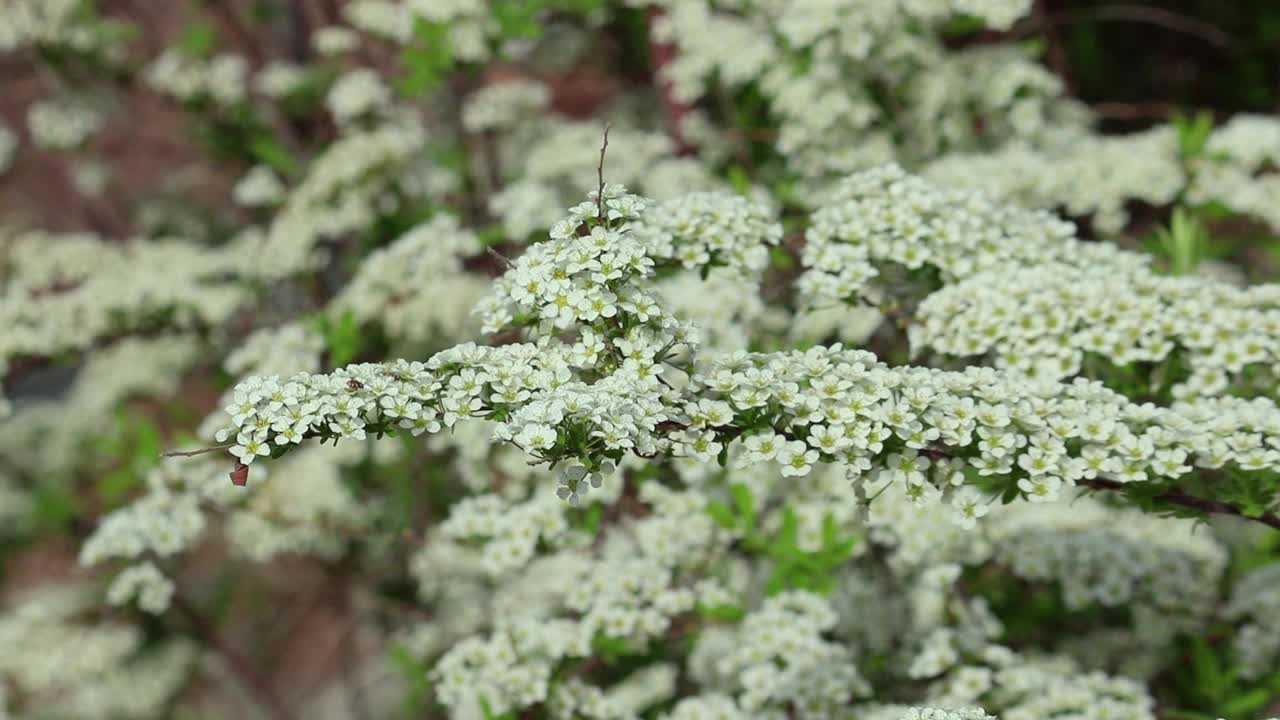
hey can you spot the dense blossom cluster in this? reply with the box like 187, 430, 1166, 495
2, 1, 1279, 718
799, 164, 1145, 308
218, 181, 1280, 527
913, 261, 1280, 394
0, 586, 195, 718
1224, 563, 1280, 678
0, 230, 246, 377
26, 97, 102, 151
488, 121, 723, 240
987, 496, 1227, 617
1189, 114, 1280, 232
332, 213, 489, 342
923, 127, 1185, 234
235, 120, 430, 278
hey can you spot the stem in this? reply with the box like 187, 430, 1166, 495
595, 123, 611, 218
645, 8, 692, 155
1012, 5, 1232, 50
160, 443, 234, 459
1082, 477, 1280, 531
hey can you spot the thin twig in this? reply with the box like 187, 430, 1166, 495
1012, 5, 1232, 50
160, 443, 233, 459
595, 124, 611, 218
485, 245, 514, 270
645, 8, 692, 155
1031, 0, 1072, 93
1082, 478, 1280, 530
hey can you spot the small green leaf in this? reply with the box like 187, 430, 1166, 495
1190, 637, 1226, 700
1221, 687, 1270, 717
97, 469, 140, 502
33, 483, 79, 530
492, 0, 542, 39
697, 603, 745, 622
181, 21, 218, 58
396, 19, 452, 97
706, 500, 736, 530
727, 165, 751, 196
249, 135, 299, 177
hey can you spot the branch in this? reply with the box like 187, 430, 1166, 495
1082, 478, 1280, 530
160, 444, 233, 459
1012, 5, 1232, 50
595, 123, 611, 219
645, 8, 692, 155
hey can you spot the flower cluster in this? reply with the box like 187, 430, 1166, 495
912, 261, 1280, 395
0, 585, 195, 718
0, 232, 247, 381
145, 48, 249, 107
1188, 114, 1280, 232
987, 495, 1227, 618
235, 120, 430, 279
923, 126, 1185, 234
26, 97, 102, 150
1223, 562, 1280, 679
0, 0, 129, 58
490, 121, 720, 239
639, 0, 1049, 191
327, 68, 393, 127
232, 164, 287, 208
714, 591, 870, 715
462, 79, 553, 133
799, 164, 1145, 308
331, 213, 489, 342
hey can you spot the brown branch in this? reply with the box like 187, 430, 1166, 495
201, 0, 266, 66
1082, 478, 1280, 530
160, 443, 233, 459
595, 123, 612, 219
1012, 5, 1232, 51
1031, 0, 1072, 94
645, 8, 692, 155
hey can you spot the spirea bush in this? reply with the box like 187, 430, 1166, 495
2, 1, 1280, 719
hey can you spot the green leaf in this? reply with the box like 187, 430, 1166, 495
133, 418, 161, 466
1220, 687, 1270, 717
1154, 207, 1209, 276
727, 165, 751, 196
1190, 637, 1227, 701
706, 500, 736, 530
97, 468, 140, 502
1173, 109, 1215, 158
590, 633, 631, 662
697, 603, 745, 622
769, 246, 794, 271
770, 507, 799, 558
396, 19, 453, 97
580, 503, 604, 534
249, 135, 299, 177
387, 643, 433, 715
181, 21, 218, 58
33, 483, 79, 530
492, 0, 543, 39
325, 309, 364, 367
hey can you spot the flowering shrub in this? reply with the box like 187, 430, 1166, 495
2, 1, 1280, 719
